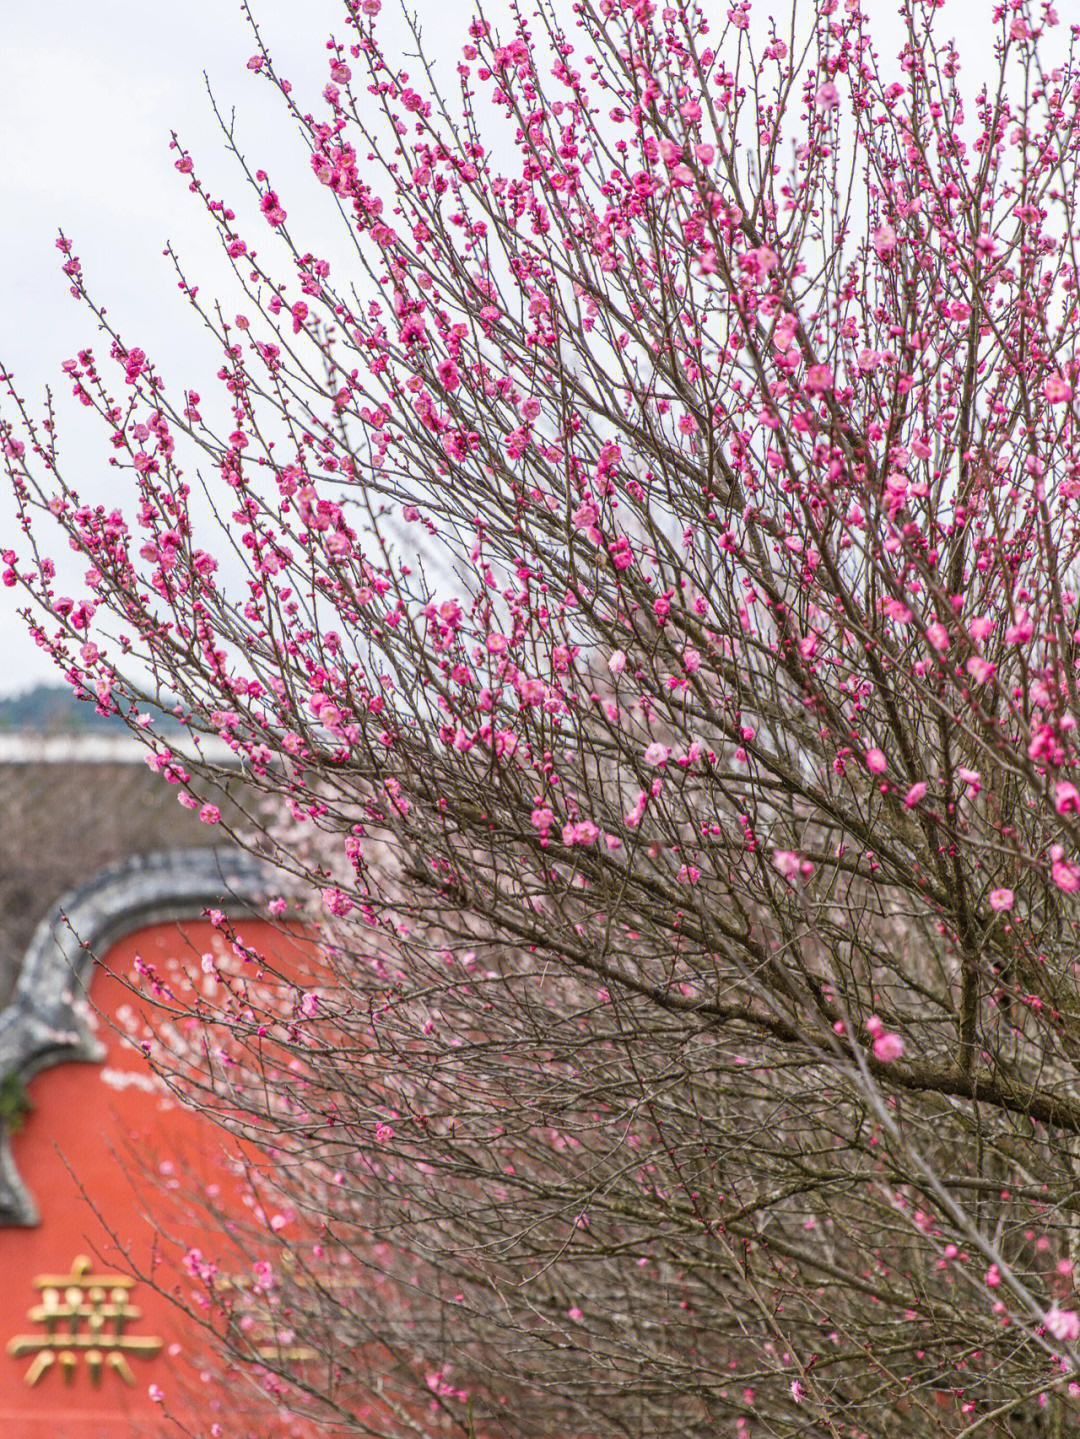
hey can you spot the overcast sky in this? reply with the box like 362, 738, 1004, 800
0, 0, 476, 698
0, 0, 1003, 698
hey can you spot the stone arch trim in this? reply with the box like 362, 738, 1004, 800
0, 847, 277, 1226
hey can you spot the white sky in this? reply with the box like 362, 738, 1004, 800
0, 0, 477, 697
0, 0, 1002, 698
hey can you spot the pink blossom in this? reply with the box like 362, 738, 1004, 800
260, 191, 287, 227
322, 886, 354, 916
966, 657, 995, 684
865, 748, 887, 774
1051, 846, 1080, 892
772, 849, 800, 881
531, 805, 554, 834
608, 649, 627, 674
989, 888, 1014, 912
1047, 1307, 1080, 1342
873, 1032, 905, 1063
643, 742, 670, 767
872, 223, 898, 258
815, 82, 840, 110
625, 792, 648, 828
904, 782, 927, 808
805, 364, 834, 394
436, 358, 460, 391
572, 498, 599, 531
772, 850, 812, 883
1045, 375, 1073, 404
739, 246, 779, 283
773, 314, 798, 351
199, 803, 221, 825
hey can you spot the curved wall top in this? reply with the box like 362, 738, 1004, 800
0, 846, 278, 1226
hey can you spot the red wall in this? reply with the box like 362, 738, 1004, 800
0, 919, 317, 1439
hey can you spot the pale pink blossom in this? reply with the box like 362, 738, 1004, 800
872, 223, 897, 258
966, 656, 995, 684
873, 1032, 905, 1063
772, 849, 801, 881
773, 314, 798, 351
815, 82, 840, 110
1051, 846, 1080, 892
989, 888, 1014, 912
1047, 1307, 1080, 1342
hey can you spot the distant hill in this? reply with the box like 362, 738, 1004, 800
0, 683, 179, 736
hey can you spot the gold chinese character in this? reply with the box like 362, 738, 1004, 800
7, 1255, 163, 1386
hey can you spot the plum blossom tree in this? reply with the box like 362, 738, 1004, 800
7, 0, 1080, 1433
